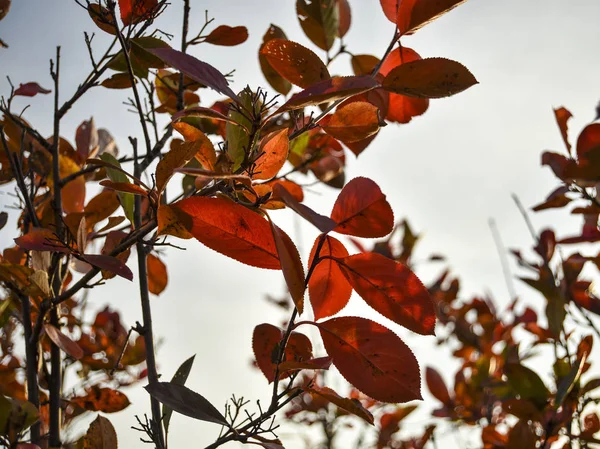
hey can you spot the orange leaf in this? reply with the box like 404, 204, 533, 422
317, 316, 422, 402
330, 177, 393, 238
322, 101, 383, 143
337, 252, 436, 335
396, 0, 468, 35
71, 385, 131, 413
147, 253, 168, 295
269, 220, 305, 313
272, 183, 336, 232
259, 25, 292, 95
308, 235, 352, 319
205, 25, 248, 46
156, 135, 216, 194
253, 129, 289, 180
554, 106, 573, 154
157, 204, 193, 239
15, 228, 71, 254
383, 57, 477, 99
260, 39, 330, 89
118, 0, 157, 26
44, 324, 84, 360
379, 0, 400, 23
425, 367, 451, 404
88, 4, 117, 35
308, 385, 374, 424
252, 323, 312, 383
172, 197, 281, 269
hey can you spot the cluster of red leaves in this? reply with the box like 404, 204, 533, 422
0, 0, 483, 447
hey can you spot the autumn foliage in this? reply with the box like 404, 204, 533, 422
1, 1, 597, 449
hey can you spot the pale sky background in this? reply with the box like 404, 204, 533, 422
1, 1, 600, 448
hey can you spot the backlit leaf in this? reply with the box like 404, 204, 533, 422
44, 324, 84, 360
98, 154, 135, 223
83, 415, 117, 449
576, 123, 600, 167
101, 73, 134, 89
118, 0, 157, 26
317, 316, 422, 402
308, 385, 374, 424
205, 25, 248, 46
147, 253, 168, 295
379, 0, 400, 23
227, 88, 254, 171
396, 0, 468, 35
338, 252, 436, 335
172, 197, 281, 269
15, 228, 71, 253
157, 204, 193, 239
505, 363, 549, 409
352, 54, 380, 76
253, 129, 289, 180
71, 386, 131, 413
337, 0, 351, 37
279, 356, 332, 373
253, 323, 313, 383
173, 106, 240, 128
88, 4, 117, 35
383, 58, 477, 98
259, 25, 292, 95
278, 76, 380, 112
322, 101, 383, 143
261, 39, 330, 89
296, 0, 339, 51
270, 221, 305, 313
426, 367, 451, 404
156, 134, 215, 194
308, 235, 352, 319
146, 382, 227, 426
149, 47, 240, 102
330, 177, 394, 238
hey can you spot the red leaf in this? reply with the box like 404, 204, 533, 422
205, 25, 248, 46
322, 101, 383, 142
379, 0, 400, 23
260, 39, 331, 89
272, 183, 336, 233
554, 106, 573, 154
252, 323, 313, 383
396, 0, 468, 35
44, 324, 84, 360
147, 253, 168, 295
330, 177, 394, 238
382, 58, 477, 99
379, 47, 429, 123
278, 76, 380, 113
149, 47, 240, 103
337, 0, 351, 37
576, 123, 600, 167
71, 386, 131, 413
279, 356, 332, 373
308, 385, 374, 424
253, 129, 289, 180
338, 252, 436, 335
172, 197, 281, 269
14, 228, 71, 254
14, 82, 51, 97
317, 316, 422, 402
425, 367, 451, 404
308, 235, 352, 320
269, 221, 305, 313
81, 254, 133, 281
118, 0, 157, 26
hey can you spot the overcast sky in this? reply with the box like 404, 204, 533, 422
2, 1, 600, 448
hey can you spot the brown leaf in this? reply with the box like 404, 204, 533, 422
147, 253, 168, 295
322, 101, 383, 143
83, 415, 117, 449
44, 324, 84, 360
72, 386, 130, 413
205, 25, 248, 46
260, 39, 330, 89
